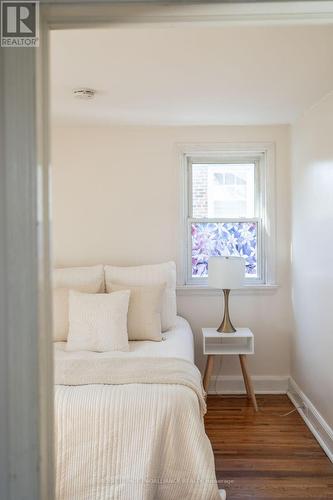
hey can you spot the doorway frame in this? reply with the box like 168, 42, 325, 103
1, 2, 333, 498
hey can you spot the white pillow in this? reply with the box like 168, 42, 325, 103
66, 290, 130, 352
53, 265, 104, 342
104, 261, 177, 332
110, 283, 165, 341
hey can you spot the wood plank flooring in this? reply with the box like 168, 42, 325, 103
205, 395, 333, 499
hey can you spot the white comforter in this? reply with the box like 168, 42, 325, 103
54, 317, 221, 500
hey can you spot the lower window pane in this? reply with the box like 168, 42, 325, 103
191, 222, 257, 278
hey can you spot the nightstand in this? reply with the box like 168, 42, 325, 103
202, 327, 258, 411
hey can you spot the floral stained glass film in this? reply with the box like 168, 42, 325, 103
191, 222, 257, 278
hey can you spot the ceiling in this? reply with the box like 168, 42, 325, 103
50, 25, 333, 126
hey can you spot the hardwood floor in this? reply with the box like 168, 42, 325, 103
205, 395, 333, 499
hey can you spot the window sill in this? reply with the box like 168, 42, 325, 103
176, 284, 279, 296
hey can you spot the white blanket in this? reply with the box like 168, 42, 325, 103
54, 319, 221, 500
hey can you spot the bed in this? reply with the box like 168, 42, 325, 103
54, 316, 224, 500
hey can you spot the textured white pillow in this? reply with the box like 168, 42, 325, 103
104, 261, 177, 332
53, 265, 104, 342
66, 290, 130, 352
110, 283, 165, 341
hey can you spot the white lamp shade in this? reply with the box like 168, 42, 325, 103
208, 256, 245, 289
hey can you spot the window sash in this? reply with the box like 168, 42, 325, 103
180, 143, 276, 288
185, 153, 265, 286
188, 157, 261, 220
186, 155, 264, 285
187, 217, 263, 285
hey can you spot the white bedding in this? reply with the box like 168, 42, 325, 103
54, 315, 194, 362
54, 316, 221, 500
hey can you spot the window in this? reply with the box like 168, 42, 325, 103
182, 145, 275, 286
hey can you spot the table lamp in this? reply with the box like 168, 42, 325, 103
208, 256, 245, 333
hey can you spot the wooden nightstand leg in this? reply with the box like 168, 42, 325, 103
203, 355, 214, 393
239, 354, 251, 399
239, 355, 258, 412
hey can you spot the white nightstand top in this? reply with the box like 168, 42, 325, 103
202, 327, 253, 339
202, 327, 254, 355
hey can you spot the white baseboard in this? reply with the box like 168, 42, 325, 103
287, 378, 333, 464
208, 375, 289, 394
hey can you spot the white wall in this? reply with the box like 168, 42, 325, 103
51, 124, 292, 378
291, 93, 333, 428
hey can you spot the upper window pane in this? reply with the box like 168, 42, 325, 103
192, 163, 256, 218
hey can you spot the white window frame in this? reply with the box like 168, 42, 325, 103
178, 142, 276, 288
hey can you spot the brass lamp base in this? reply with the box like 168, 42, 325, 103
217, 289, 236, 334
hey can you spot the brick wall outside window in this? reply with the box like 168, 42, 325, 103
192, 166, 208, 218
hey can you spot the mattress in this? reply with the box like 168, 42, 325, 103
54, 314, 194, 362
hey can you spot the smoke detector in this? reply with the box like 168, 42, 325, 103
73, 88, 96, 99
